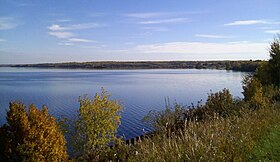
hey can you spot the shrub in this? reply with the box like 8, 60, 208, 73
0, 102, 68, 161
70, 88, 122, 161
143, 100, 185, 132
204, 88, 234, 117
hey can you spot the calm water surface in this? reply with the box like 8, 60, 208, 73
0, 67, 245, 139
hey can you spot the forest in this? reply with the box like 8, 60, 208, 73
8, 60, 262, 72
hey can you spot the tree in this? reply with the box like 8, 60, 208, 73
255, 36, 280, 87
70, 88, 122, 161
268, 36, 280, 86
0, 102, 68, 161
252, 36, 280, 102
255, 61, 272, 85
242, 76, 268, 109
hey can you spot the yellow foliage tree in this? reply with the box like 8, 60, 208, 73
1, 102, 68, 161
71, 88, 122, 161
243, 76, 268, 109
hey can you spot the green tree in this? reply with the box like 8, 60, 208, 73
255, 61, 272, 85
255, 36, 280, 87
268, 36, 280, 86
0, 102, 68, 162
71, 88, 122, 161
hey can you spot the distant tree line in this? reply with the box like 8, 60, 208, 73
9, 60, 263, 72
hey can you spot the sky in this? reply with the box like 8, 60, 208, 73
0, 0, 280, 64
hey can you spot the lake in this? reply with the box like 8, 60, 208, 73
0, 67, 245, 139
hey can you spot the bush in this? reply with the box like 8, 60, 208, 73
143, 100, 185, 133
70, 88, 123, 161
204, 88, 234, 117
263, 85, 280, 102
0, 102, 68, 161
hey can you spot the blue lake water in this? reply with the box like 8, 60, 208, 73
0, 67, 245, 139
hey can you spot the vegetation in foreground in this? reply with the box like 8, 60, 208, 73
123, 105, 280, 161
0, 103, 68, 161
0, 36, 279, 161
251, 123, 280, 161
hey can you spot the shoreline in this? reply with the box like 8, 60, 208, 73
0, 60, 263, 72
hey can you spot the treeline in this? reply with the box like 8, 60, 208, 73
0, 37, 279, 161
10, 60, 262, 72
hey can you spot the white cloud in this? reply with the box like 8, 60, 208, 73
0, 17, 18, 30
134, 41, 267, 55
124, 12, 168, 19
67, 38, 95, 43
141, 27, 168, 32
265, 30, 280, 34
227, 41, 249, 44
139, 18, 188, 24
49, 32, 74, 38
47, 23, 101, 43
48, 24, 63, 30
48, 25, 96, 44
195, 34, 231, 39
48, 23, 105, 31
54, 19, 71, 23
225, 20, 268, 26
124, 11, 209, 19
80, 44, 107, 49
58, 42, 74, 46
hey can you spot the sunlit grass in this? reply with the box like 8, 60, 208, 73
115, 106, 280, 161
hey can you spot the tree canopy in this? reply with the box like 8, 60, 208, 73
256, 36, 280, 87
70, 88, 123, 161
0, 102, 68, 162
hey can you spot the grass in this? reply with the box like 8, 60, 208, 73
250, 124, 280, 161
111, 106, 280, 161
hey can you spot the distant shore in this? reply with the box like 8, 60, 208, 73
1, 60, 263, 72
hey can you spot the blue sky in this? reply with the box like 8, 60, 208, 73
0, 0, 279, 64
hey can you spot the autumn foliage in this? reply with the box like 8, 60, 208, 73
0, 102, 68, 161
70, 88, 122, 161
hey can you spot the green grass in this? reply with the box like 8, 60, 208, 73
250, 124, 280, 161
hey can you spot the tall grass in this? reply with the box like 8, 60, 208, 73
116, 106, 280, 161
251, 123, 280, 161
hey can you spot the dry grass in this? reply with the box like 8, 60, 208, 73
116, 106, 280, 161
